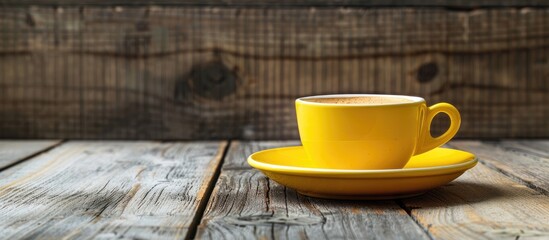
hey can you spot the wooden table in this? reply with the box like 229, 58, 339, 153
0, 140, 547, 239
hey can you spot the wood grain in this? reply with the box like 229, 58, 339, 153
222, 140, 300, 170
449, 140, 549, 194
0, 140, 61, 170
1, 7, 548, 139
196, 141, 430, 239
1, 0, 548, 7
400, 162, 549, 239
0, 141, 227, 239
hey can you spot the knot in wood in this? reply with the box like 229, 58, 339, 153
416, 62, 438, 83
135, 21, 149, 31
187, 61, 239, 100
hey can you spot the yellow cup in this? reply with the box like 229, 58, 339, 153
296, 94, 461, 169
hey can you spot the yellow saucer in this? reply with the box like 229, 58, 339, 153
247, 147, 477, 200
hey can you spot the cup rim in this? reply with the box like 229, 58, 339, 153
296, 94, 425, 107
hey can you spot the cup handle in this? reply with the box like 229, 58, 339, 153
414, 103, 461, 155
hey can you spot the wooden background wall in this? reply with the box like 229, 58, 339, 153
0, 1, 548, 139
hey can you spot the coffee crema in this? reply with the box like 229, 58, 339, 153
304, 97, 413, 105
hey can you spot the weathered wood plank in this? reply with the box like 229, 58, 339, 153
0, 140, 61, 170
196, 141, 430, 239
1, 0, 548, 7
449, 140, 549, 194
222, 140, 300, 170
400, 163, 549, 239
3, 7, 549, 55
0, 7, 548, 139
0, 141, 227, 239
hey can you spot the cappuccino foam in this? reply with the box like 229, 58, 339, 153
305, 96, 412, 105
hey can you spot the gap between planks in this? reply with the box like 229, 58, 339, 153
185, 140, 232, 240
0, 140, 65, 172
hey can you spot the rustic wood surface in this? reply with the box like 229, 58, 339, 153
2, 0, 548, 7
449, 140, 549, 195
0, 140, 61, 170
1, 6, 548, 139
400, 163, 549, 239
196, 141, 429, 239
222, 141, 300, 170
0, 140, 547, 239
0, 141, 227, 239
